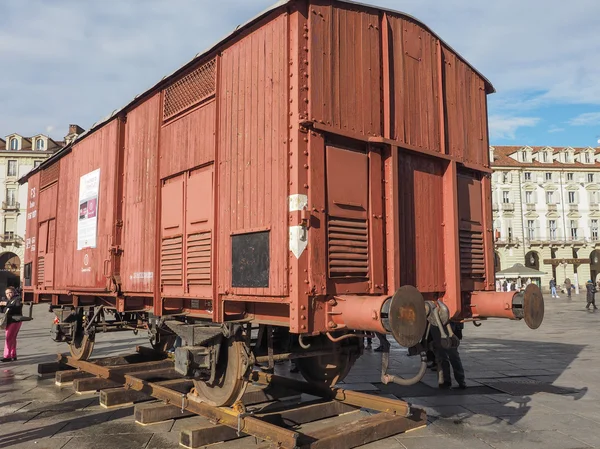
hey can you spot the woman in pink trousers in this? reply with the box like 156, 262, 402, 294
1, 287, 23, 362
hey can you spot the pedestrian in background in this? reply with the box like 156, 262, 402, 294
0, 287, 23, 362
431, 323, 466, 390
565, 278, 572, 299
586, 280, 598, 311
549, 278, 559, 298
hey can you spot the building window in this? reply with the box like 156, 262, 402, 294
4, 218, 15, 239
566, 153, 572, 163
593, 220, 599, 241
588, 173, 594, 183
526, 220, 536, 240
521, 150, 527, 162
36, 138, 45, 150
525, 191, 533, 203
586, 152, 591, 163
570, 220, 578, 239
524, 172, 531, 181
502, 172, 511, 183
545, 172, 552, 181
5, 189, 16, 206
549, 220, 557, 240
502, 191, 510, 203
567, 172, 574, 181
9, 138, 18, 151
590, 191, 598, 205
34, 160, 42, 168
7, 160, 17, 177
568, 191, 576, 203
543, 152, 548, 162
546, 191, 554, 204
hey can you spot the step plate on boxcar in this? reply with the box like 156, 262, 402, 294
388, 286, 427, 348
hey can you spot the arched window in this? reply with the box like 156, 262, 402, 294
36, 138, 45, 150
9, 138, 18, 151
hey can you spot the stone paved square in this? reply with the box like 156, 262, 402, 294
1, 294, 598, 448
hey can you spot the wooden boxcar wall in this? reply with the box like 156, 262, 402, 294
54, 121, 119, 290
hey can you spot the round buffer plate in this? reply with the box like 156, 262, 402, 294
523, 283, 544, 330
388, 285, 428, 348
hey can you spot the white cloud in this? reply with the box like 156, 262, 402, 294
548, 126, 565, 134
488, 115, 540, 140
568, 112, 600, 127
1, 0, 600, 138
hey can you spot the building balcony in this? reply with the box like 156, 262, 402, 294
547, 204, 557, 212
569, 204, 579, 212
591, 203, 600, 212
495, 237, 520, 246
502, 203, 515, 211
1, 201, 19, 211
0, 233, 23, 245
526, 204, 536, 212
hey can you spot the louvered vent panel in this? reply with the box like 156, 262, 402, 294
40, 163, 60, 188
328, 217, 369, 278
187, 231, 211, 285
163, 59, 216, 121
161, 236, 183, 285
459, 230, 485, 279
37, 257, 45, 286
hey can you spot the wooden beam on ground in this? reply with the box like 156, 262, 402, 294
135, 402, 195, 425
38, 362, 72, 378
100, 387, 154, 408
74, 377, 120, 394
55, 370, 95, 385
298, 408, 427, 449
180, 421, 241, 449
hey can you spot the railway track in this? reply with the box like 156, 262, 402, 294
38, 347, 426, 448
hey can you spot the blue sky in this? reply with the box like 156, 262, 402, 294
1, 0, 599, 148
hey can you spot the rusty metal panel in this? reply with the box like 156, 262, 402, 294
186, 166, 213, 296
121, 94, 160, 293
387, 16, 441, 152
309, 3, 381, 137
443, 47, 488, 166
38, 183, 58, 223
160, 100, 216, 180
398, 152, 445, 292
457, 174, 486, 288
160, 175, 185, 294
217, 14, 289, 297
54, 120, 119, 290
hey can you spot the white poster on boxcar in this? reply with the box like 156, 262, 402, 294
77, 169, 100, 250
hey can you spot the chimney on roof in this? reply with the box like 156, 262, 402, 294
64, 124, 84, 145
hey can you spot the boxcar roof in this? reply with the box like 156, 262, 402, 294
20, 0, 494, 184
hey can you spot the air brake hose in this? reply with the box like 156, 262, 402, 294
380, 322, 430, 387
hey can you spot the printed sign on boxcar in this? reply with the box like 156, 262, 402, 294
77, 169, 100, 250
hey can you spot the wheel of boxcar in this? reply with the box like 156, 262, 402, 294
69, 330, 95, 361
296, 336, 356, 387
192, 338, 249, 407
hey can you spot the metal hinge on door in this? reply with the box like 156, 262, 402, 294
109, 245, 123, 256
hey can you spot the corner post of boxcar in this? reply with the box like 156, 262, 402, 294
153, 91, 165, 318
441, 164, 461, 319
287, 0, 312, 334
110, 114, 127, 307
212, 53, 222, 323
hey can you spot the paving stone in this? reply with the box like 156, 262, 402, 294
61, 434, 152, 449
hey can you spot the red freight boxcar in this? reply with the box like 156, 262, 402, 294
21, 0, 543, 406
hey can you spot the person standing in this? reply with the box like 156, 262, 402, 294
586, 280, 598, 311
565, 278, 572, 300
431, 323, 466, 390
0, 287, 23, 362
549, 278, 559, 298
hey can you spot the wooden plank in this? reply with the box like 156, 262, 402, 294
74, 377, 120, 394
55, 369, 94, 385
301, 408, 427, 449
135, 401, 195, 425
38, 362, 72, 378
180, 421, 240, 449
100, 387, 154, 408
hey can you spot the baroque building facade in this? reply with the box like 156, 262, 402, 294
491, 145, 600, 293
0, 125, 83, 287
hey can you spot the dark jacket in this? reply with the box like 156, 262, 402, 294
586, 283, 596, 300
0, 295, 23, 325
549, 279, 556, 288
